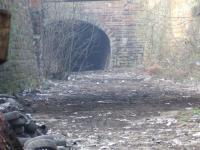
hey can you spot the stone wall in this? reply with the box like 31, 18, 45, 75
0, 0, 39, 93
34, 0, 146, 68
28, 0, 200, 79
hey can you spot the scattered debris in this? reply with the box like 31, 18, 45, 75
0, 94, 76, 150
2, 70, 200, 149
172, 138, 182, 146
192, 132, 200, 137
0, 95, 23, 112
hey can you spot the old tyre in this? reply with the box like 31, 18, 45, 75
26, 135, 66, 146
57, 146, 66, 150
13, 126, 25, 135
4, 111, 22, 121
24, 120, 37, 134
24, 135, 54, 148
56, 140, 66, 147
10, 117, 26, 126
24, 139, 57, 150
38, 124, 48, 135
24, 135, 66, 147
17, 137, 31, 145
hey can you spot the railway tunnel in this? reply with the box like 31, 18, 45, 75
1, 0, 200, 149
43, 20, 111, 78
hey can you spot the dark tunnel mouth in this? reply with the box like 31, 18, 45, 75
43, 20, 111, 77
71, 21, 111, 72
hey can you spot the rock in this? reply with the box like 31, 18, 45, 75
100, 146, 110, 149
190, 115, 200, 123
172, 139, 182, 146
185, 107, 193, 110
155, 140, 162, 144
192, 132, 200, 137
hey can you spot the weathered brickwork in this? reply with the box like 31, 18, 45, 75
0, 0, 39, 93
28, 0, 197, 76
32, 0, 146, 68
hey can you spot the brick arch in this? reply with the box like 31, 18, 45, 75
44, 17, 117, 68
76, 17, 117, 68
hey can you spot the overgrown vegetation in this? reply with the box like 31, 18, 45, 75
40, 2, 102, 80
34, 0, 200, 81
140, 0, 200, 80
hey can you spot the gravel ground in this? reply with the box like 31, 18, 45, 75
23, 69, 200, 150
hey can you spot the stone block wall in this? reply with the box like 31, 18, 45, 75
0, 0, 39, 93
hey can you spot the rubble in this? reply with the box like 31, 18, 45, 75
2, 70, 200, 149
0, 112, 23, 150
0, 95, 23, 113
0, 94, 75, 150
22, 70, 200, 149
192, 132, 200, 137
4, 110, 74, 149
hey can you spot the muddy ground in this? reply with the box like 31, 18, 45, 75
22, 69, 200, 150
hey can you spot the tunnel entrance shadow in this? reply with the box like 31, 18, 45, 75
43, 20, 111, 78
71, 21, 110, 72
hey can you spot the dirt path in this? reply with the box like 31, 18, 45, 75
23, 69, 200, 149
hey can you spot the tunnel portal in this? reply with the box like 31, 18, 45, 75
71, 21, 110, 72
43, 20, 111, 78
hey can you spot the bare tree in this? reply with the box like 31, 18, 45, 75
40, 1, 98, 79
